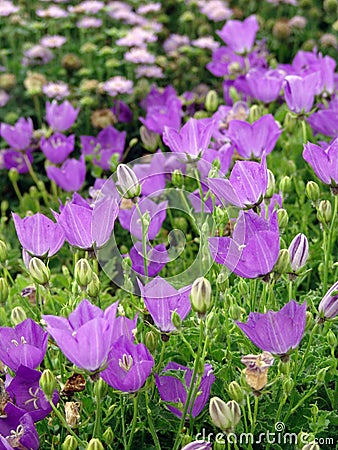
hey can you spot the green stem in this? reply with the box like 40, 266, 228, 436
23, 153, 40, 187
145, 390, 161, 450
283, 384, 318, 422
10, 178, 22, 202
93, 384, 102, 439
126, 394, 139, 450
301, 119, 307, 143
295, 322, 319, 378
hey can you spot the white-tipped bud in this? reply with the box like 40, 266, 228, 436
116, 164, 141, 199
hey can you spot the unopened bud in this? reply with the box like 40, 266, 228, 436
11, 306, 27, 325
317, 200, 332, 224
93, 378, 107, 398
228, 381, 244, 403
102, 427, 114, 445
305, 311, 313, 331
206, 311, 218, 334
40, 369, 57, 400
284, 111, 297, 132
190, 277, 212, 315
0, 277, 9, 302
86, 272, 100, 298
302, 443, 320, 450
238, 279, 249, 297
205, 90, 219, 113
140, 126, 159, 152
265, 170, 275, 199
316, 367, 328, 384
0, 241, 7, 262
172, 170, 184, 188
279, 176, 292, 195
274, 249, 291, 275
86, 439, 104, 450
282, 377, 294, 395
229, 304, 243, 321
171, 310, 181, 329
116, 164, 141, 199
306, 181, 320, 204
326, 329, 337, 347
209, 397, 241, 432
74, 258, 93, 287
61, 435, 78, 450
248, 105, 262, 123
29, 258, 50, 285
277, 208, 289, 231
288, 233, 309, 272
145, 331, 158, 354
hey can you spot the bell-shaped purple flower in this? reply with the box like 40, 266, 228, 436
46, 155, 86, 192
208, 157, 268, 208
318, 281, 338, 320
207, 47, 245, 77
303, 138, 338, 190
129, 242, 170, 277
307, 101, 338, 138
181, 442, 212, 450
43, 299, 118, 373
209, 210, 280, 279
6, 365, 59, 422
100, 336, 154, 392
228, 115, 281, 159
3, 149, 33, 174
132, 151, 166, 197
80, 126, 126, 170
138, 277, 191, 332
163, 118, 214, 158
46, 100, 79, 132
0, 117, 33, 151
284, 72, 320, 114
12, 212, 65, 257
0, 403, 39, 450
288, 233, 309, 272
246, 69, 285, 103
40, 132, 75, 164
236, 300, 307, 355
155, 362, 215, 419
0, 319, 48, 372
217, 15, 259, 54
119, 197, 168, 241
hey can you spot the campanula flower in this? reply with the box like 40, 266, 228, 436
0, 403, 39, 449
217, 15, 259, 54
46, 100, 79, 132
284, 72, 320, 114
40, 133, 75, 164
318, 281, 338, 320
0, 117, 33, 151
46, 155, 86, 192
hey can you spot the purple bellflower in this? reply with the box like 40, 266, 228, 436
288, 233, 309, 272
318, 281, 338, 320
46, 155, 86, 192
155, 362, 215, 419
0, 319, 48, 372
181, 442, 212, 450
43, 299, 118, 373
6, 365, 59, 422
132, 151, 166, 197
100, 336, 154, 392
12, 212, 65, 258
208, 157, 268, 208
138, 277, 191, 332
0, 403, 39, 450
217, 15, 259, 54
129, 242, 169, 277
236, 299, 307, 356
40, 132, 75, 164
3, 149, 33, 174
303, 137, 338, 192
284, 72, 320, 114
209, 209, 280, 279
45, 100, 79, 132
119, 197, 168, 241
163, 118, 214, 158
307, 99, 338, 137
207, 47, 245, 78
80, 126, 126, 170
228, 115, 281, 159
0, 118, 33, 151
246, 69, 285, 103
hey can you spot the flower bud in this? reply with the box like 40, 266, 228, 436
86, 272, 100, 298
277, 208, 289, 231
11, 306, 27, 326
274, 249, 291, 275
102, 427, 114, 445
265, 170, 275, 199
8, 168, 19, 183
326, 329, 337, 348
206, 311, 218, 334
228, 381, 244, 403
61, 435, 78, 450
0, 277, 9, 303
93, 378, 107, 398
283, 111, 297, 132
229, 304, 243, 321
0, 241, 7, 263
172, 170, 184, 188
279, 176, 292, 195
40, 369, 57, 400
282, 377, 294, 395
316, 367, 328, 384
116, 164, 141, 199
29, 258, 50, 285
74, 258, 93, 288
318, 281, 338, 320
145, 331, 158, 354
288, 233, 309, 272
205, 90, 219, 113
140, 126, 159, 152
190, 277, 212, 315
248, 105, 262, 124
301, 443, 320, 450
306, 181, 320, 204
317, 200, 332, 224
86, 439, 104, 450
209, 397, 241, 432
238, 279, 249, 297
171, 310, 182, 329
